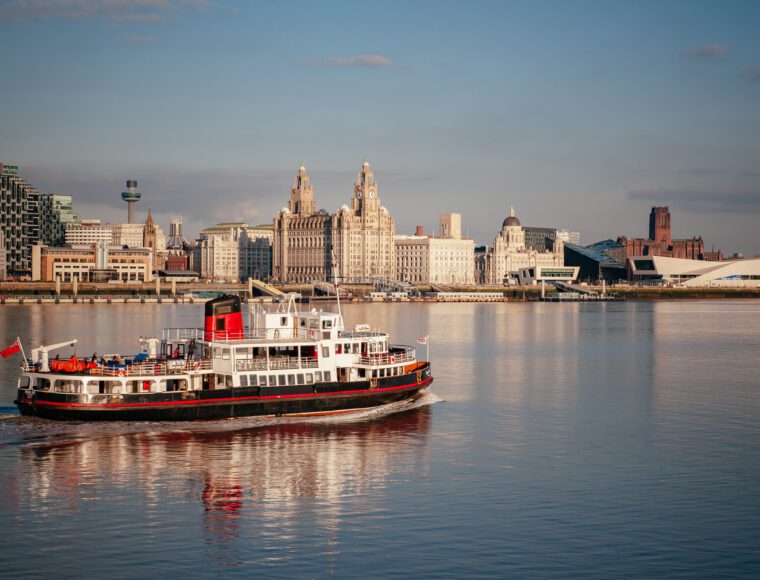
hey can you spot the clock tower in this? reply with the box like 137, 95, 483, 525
352, 159, 380, 216
288, 164, 316, 216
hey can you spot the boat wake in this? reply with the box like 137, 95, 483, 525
0, 391, 443, 447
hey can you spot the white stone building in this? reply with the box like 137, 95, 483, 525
481, 207, 565, 285
199, 223, 273, 282
65, 219, 113, 246
395, 214, 475, 284
273, 161, 395, 283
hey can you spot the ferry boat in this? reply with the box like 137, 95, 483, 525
13, 295, 433, 421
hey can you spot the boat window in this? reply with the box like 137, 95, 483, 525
281, 316, 288, 326
322, 346, 330, 358
268, 375, 276, 386
297, 373, 304, 384
305, 373, 313, 384
278, 375, 286, 386
323, 371, 331, 382
314, 371, 322, 382
358, 368, 366, 378
288, 374, 295, 385
308, 319, 319, 329
222, 349, 230, 360
35, 377, 50, 390
322, 319, 333, 329
54, 379, 83, 393
379, 369, 385, 378
236, 347, 250, 359
353, 343, 359, 354
335, 344, 342, 354
240, 375, 248, 387
213, 347, 222, 359
251, 375, 259, 386
300, 319, 306, 327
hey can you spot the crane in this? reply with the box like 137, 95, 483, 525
31, 339, 78, 372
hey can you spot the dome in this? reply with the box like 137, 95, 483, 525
502, 206, 520, 228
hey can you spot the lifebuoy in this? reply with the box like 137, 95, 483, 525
390, 356, 396, 363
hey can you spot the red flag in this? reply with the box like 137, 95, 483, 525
1, 339, 21, 358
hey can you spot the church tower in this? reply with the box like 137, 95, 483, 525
649, 206, 671, 248
352, 159, 380, 217
288, 164, 316, 216
143, 207, 158, 270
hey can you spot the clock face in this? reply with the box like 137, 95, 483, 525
368, 190, 376, 199
356, 191, 363, 199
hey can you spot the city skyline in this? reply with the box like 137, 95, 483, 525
2, 0, 759, 253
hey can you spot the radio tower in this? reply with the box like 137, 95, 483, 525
121, 179, 141, 224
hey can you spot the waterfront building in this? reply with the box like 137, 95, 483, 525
515, 265, 580, 286
336, 161, 395, 282
0, 163, 40, 277
564, 241, 627, 284
480, 207, 565, 285
108, 214, 166, 253
199, 223, 273, 282
39, 194, 79, 246
165, 218, 192, 271
395, 216, 475, 285
65, 219, 112, 246
273, 161, 395, 283
109, 223, 145, 248
0, 229, 6, 280
556, 229, 581, 245
629, 255, 760, 287
523, 226, 581, 251
272, 161, 395, 283
32, 244, 153, 282
617, 206, 720, 262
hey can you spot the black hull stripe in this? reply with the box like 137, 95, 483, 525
19, 379, 432, 410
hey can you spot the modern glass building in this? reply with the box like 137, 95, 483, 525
1, 164, 40, 278
40, 194, 80, 246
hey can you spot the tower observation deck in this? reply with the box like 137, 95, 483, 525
121, 179, 141, 224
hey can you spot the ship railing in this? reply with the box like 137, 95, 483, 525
99, 358, 213, 377
162, 328, 205, 341
235, 356, 319, 372
359, 346, 416, 366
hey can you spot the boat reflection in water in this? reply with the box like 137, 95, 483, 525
13, 404, 432, 571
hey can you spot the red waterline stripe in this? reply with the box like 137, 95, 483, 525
26, 379, 433, 409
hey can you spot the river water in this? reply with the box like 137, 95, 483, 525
1, 301, 759, 578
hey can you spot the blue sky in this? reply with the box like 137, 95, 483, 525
2, 0, 759, 254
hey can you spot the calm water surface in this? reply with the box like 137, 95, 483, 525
1, 301, 759, 578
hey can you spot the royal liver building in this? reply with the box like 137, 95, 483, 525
272, 161, 395, 283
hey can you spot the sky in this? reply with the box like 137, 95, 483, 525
1, 0, 759, 254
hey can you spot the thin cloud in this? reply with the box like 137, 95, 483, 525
628, 189, 760, 213
302, 54, 395, 68
0, 0, 208, 23
680, 43, 728, 60
738, 67, 760, 81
